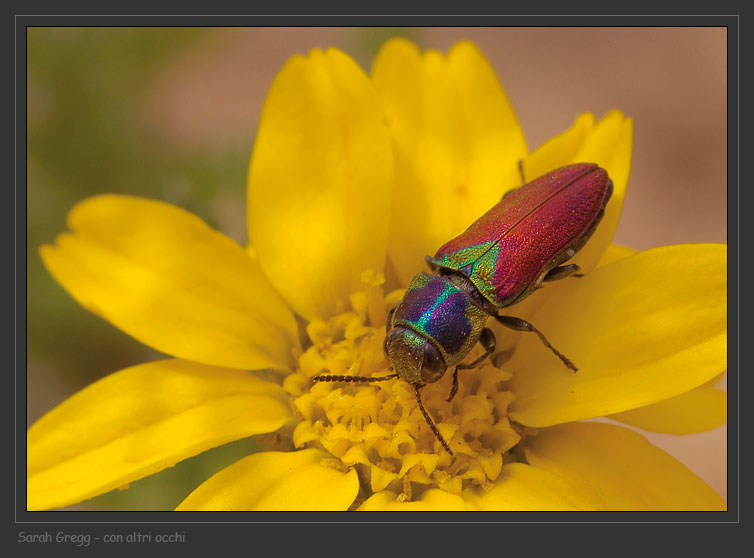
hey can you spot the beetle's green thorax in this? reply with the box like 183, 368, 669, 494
387, 273, 488, 380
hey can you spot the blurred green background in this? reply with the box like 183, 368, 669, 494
27, 27, 244, 511
27, 27, 727, 510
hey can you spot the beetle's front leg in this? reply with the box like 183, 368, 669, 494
447, 327, 496, 402
494, 315, 578, 372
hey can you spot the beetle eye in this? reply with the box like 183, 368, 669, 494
420, 342, 446, 384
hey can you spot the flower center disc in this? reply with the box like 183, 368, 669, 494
280, 287, 521, 502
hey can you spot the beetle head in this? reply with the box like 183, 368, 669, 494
384, 326, 447, 385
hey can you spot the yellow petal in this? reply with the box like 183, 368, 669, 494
491, 242, 636, 355
524, 422, 726, 510
248, 47, 393, 321
597, 244, 637, 267
570, 110, 633, 273
27, 359, 292, 510
609, 385, 727, 434
522, 112, 595, 182
371, 38, 527, 286
464, 463, 599, 511
40, 195, 299, 371
508, 244, 726, 427
176, 449, 358, 511
357, 489, 468, 511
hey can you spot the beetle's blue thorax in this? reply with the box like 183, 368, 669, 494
392, 273, 488, 366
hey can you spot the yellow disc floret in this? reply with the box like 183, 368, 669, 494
280, 280, 521, 504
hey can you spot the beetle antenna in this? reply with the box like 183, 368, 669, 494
414, 384, 454, 456
312, 373, 398, 384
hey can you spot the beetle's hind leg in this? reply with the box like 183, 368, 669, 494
537, 248, 584, 287
543, 263, 583, 282
447, 327, 496, 402
494, 315, 578, 372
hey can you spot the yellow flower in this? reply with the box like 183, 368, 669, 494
29, 39, 726, 511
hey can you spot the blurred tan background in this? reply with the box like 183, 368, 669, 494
27, 27, 727, 509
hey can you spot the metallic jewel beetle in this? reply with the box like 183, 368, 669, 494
315, 163, 613, 454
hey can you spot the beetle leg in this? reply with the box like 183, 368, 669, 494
447, 368, 460, 402
494, 315, 578, 372
543, 264, 582, 282
447, 328, 496, 402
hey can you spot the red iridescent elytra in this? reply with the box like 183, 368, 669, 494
316, 163, 613, 455
429, 163, 613, 308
